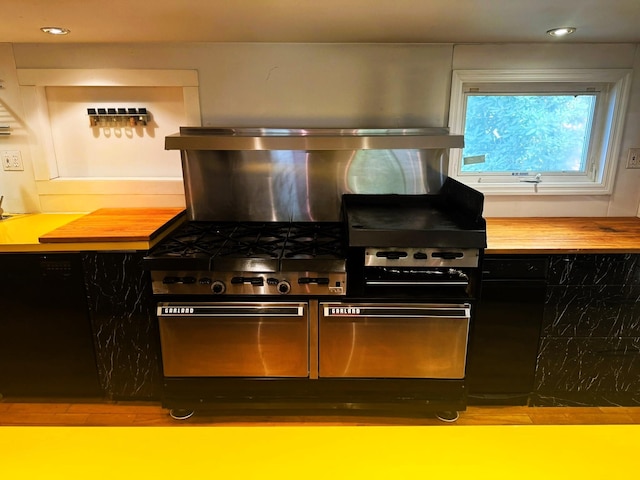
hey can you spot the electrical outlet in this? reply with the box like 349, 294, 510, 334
627, 148, 640, 169
1, 150, 24, 171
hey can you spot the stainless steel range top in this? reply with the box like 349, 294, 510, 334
148, 128, 484, 298
145, 222, 347, 296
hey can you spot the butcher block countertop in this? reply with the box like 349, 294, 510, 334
1, 210, 639, 254
39, 208, 185, 243
485, 217, 640, 254
0, 208, 185, 253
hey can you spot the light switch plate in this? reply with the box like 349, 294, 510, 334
1, 150, 24, 171
627, 148, 640, 169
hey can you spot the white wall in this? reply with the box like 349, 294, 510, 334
46, 86, 186, 178
12, 43, 455, 128
2, 42, 640, 217
0, 44, 40, 212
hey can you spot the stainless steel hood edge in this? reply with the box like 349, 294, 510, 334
165, 127, 464, 151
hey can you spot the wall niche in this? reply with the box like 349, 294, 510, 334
18, 69, 200, 211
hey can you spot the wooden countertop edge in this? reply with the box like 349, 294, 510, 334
145, 213, 187, 246
0, 242, 154, 253
486, 248, 640, 255
484, 216, 640, 254
35, 215, 185, 251
0, 227, 183, 253
38, 208, 187, 244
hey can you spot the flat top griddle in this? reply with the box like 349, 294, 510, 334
343, 179, 486, 248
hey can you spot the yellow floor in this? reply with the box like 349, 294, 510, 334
2, 425, 638, 479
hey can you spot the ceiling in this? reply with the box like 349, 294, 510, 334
2, 0, 640, 44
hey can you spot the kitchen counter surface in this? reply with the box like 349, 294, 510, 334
485, 217, 640, 254
1, 212, 639, 254
0, 208, 185, 253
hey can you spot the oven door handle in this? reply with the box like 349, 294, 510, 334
364, 280, 469, 286
322, 305, 470, 318
157, 304, 306, 317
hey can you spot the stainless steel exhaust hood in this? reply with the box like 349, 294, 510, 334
166, 127, 464, 222
165, 127, 464, 151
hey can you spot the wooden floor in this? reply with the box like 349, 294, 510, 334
1, 399, 640, 426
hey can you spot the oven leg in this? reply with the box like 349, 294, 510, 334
435, 410, 459, 423
169, 408, 195, 420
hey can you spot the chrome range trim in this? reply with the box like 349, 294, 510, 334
364, 280, 469, 286
364, 247, 480, 268
322, 303, 471, 318
151, 270, 347, 296
157, 303, 306, 317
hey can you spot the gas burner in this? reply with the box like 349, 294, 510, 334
148, 222, 227, 258
214, 222, 289, 259
149, 222, 344, 261
283, 223, 344, 259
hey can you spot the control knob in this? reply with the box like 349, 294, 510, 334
211, 280, 226, 295
277, 280, 291, 295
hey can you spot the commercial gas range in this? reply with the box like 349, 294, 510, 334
146, 221, 347, 297
145, 127, 485, 421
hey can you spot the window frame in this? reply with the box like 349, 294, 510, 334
448, 69, 633, 195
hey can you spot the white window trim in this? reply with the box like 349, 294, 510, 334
448, 69, 633, 195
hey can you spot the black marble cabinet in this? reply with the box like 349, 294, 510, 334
533, 254, 640, 406
74, 251, 639, 405
82, 252, 162, 400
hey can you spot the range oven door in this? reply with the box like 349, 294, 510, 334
157, 302, 309, 378
319, 303, 470, 379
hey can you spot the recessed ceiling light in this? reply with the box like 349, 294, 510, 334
40, 26, 71, 36
547, 27, 576, 37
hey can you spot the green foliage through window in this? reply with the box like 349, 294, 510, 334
461, 94, 596, 174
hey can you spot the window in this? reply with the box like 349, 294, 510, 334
449, 70, 632, 195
